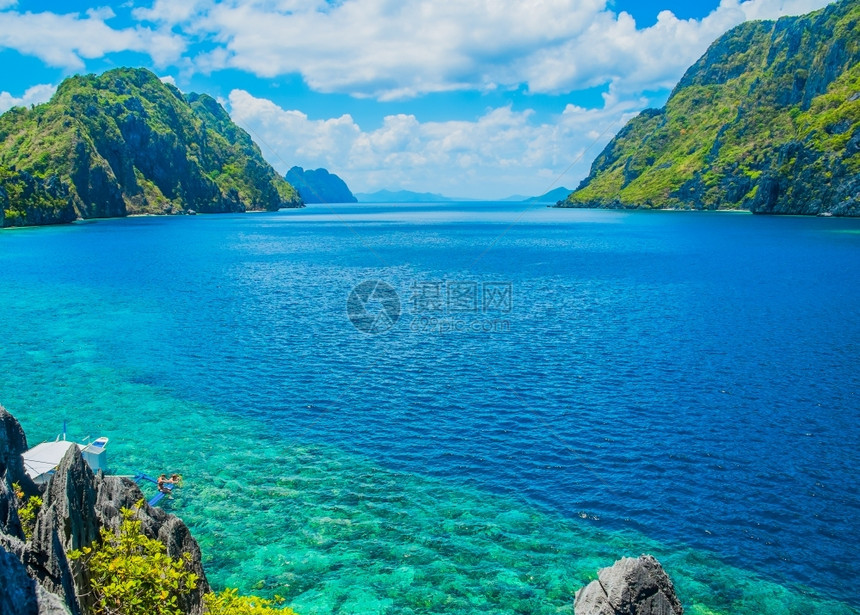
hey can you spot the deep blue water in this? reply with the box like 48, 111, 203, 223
1, 203, 858, 613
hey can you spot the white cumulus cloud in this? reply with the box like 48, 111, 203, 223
227, 88, 643, 199
0, 83, 57, 113
146, 0, 835, 100
0, 8, 186, 69
200, 0, 833, 198
0, 0, 835, 98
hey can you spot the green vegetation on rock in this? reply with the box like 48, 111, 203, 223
204, 589, 298, 615
69, 505, 200, 615
12, 482, 41, 541
562, 0, 860, 215
0, 67, 303, 228
69, 503, 298, 615
0, 164, 73, 226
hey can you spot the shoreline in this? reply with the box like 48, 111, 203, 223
5, 202, 857, 230
2, 205, 306, 230
553, 203, 857, 217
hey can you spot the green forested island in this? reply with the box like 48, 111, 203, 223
561, 0, 859, 215
0, 68, 302, 228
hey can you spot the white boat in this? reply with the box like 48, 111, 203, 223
22, 436, 109, 485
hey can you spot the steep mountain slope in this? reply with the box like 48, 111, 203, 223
562, 0, 859, 215
0, 68, 302, 227
286, 166, 357, 203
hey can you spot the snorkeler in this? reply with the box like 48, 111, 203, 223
157, 474, 173, 495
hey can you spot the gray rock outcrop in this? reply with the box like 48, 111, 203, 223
574, 555, 683, 615
1, 542, 42, 615
24, 446, 101, 615
0, 404, 209, 615
0, 404, 35, 539
92, 473, 210, 615
0, 543, 71, 615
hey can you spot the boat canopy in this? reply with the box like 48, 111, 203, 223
22, 437, 109, 485
22, 441, 78, 484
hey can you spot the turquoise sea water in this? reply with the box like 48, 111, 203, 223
1, 203, 858, 614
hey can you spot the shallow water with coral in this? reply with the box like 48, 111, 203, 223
1, 203, 858, 614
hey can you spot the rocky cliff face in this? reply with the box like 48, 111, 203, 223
286, 166, 358, 203
1, 544, 70, 615
562, 0, 859, 215
0, 68, 304, 228
0, 405, 36, 538
0, 404, 209, 614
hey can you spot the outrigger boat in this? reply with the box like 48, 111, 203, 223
133, 473, 176, 507
22, 424, 176, 507
22, 431, 109, 485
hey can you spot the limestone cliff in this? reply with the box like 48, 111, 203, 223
562, 0, 859, 215
0, 67, 304, 227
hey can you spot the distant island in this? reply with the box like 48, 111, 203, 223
355, 189, 455, 203
286, 166, 357, 203
354, 188, 572, 203
522, 187, 571, 203
559, 0, 859, 216
0, 67, 303, 228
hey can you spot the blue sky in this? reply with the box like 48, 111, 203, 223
0, 0, 834, 199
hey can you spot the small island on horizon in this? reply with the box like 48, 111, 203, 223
286, 166, 357, 203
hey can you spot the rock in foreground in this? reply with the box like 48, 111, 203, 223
0, 404, 208, 614
574, 555, 683, 615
